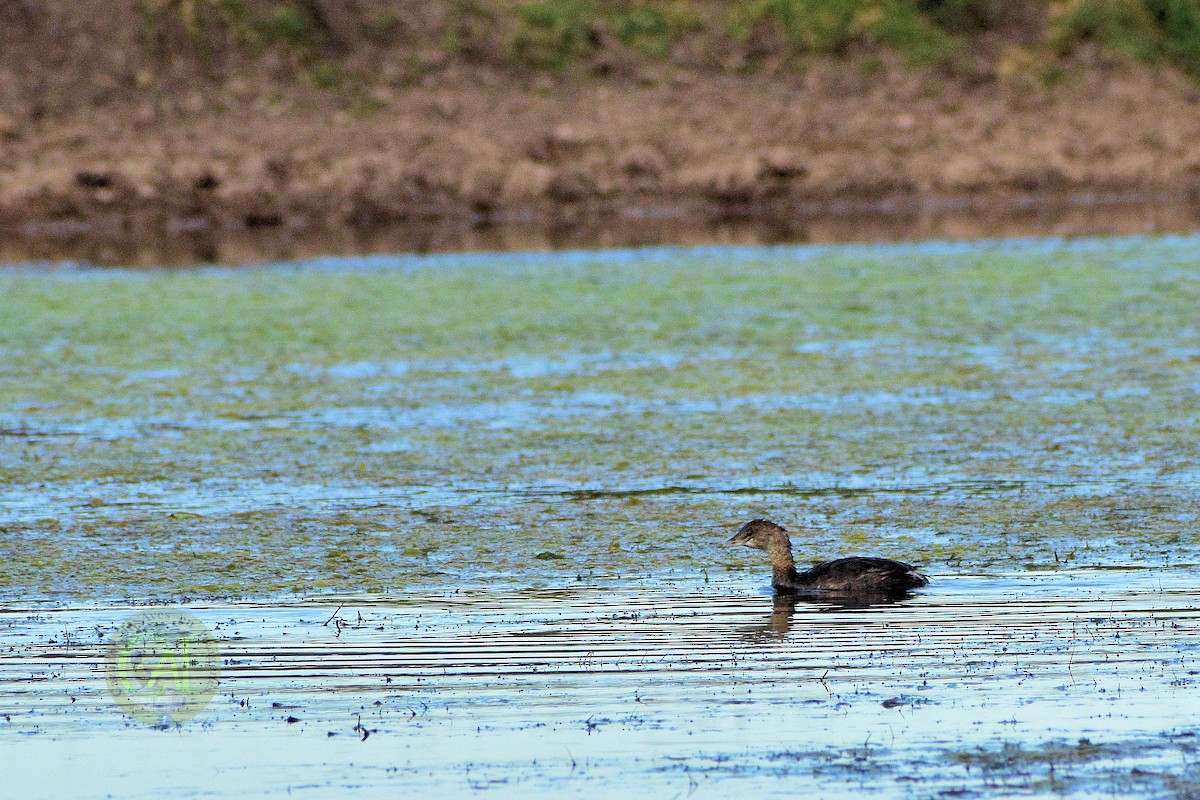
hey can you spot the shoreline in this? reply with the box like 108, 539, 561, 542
5, 186, 1200, 267
8, 62, 1200, 265
9, 2, 1200, 265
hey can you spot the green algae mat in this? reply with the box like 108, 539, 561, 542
1, 237, 1199, 601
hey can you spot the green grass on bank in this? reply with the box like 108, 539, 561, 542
1051, 0, 1200, 77
135, 0, 1200, 85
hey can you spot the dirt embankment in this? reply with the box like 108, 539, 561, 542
4, 1, 1200, 248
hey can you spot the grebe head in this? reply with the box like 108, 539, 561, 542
728, 519, 790, 552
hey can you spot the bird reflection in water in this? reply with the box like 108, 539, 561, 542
741, 589, 917, 642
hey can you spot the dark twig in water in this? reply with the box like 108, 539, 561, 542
322, 605, 344, 626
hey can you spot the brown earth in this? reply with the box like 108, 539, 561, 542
4, 1, 1200, 261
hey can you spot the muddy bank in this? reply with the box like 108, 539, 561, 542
8, 67, 1200, 227
7, 43, 1200, 263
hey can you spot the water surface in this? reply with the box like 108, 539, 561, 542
1, 234, 1198, 599
2, 233, 1200, 796
4, 572, 1200, 798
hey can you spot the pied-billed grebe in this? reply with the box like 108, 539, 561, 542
729, 519, 928, 597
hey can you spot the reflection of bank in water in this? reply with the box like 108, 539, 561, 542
104, 608, 220, 728
5, 192, 1200, 268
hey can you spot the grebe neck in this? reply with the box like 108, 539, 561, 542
767, 535, 797, 585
